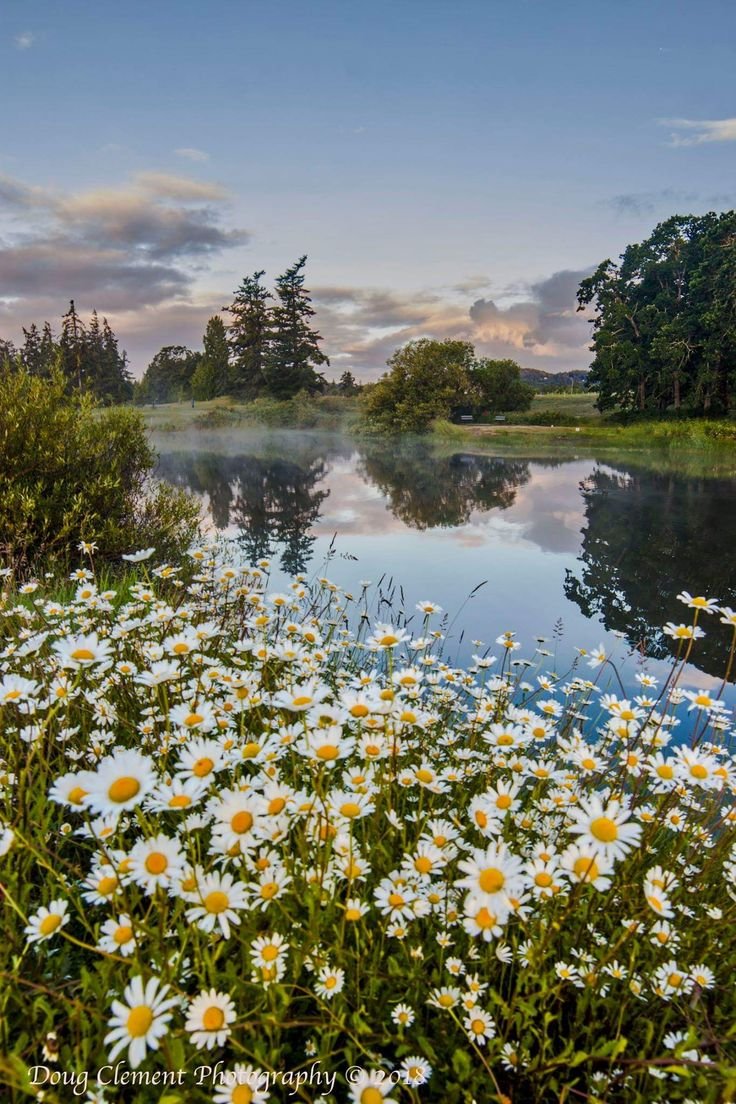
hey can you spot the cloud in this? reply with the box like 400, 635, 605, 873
659, 116, 736, 146
14, 31, 34, 50
605, 189, 736, 218
314, 267, 595, 380
174, 148, 210, 163
0, 170, 247, 367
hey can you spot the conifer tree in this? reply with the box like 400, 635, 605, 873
264, 256, 328, 398
225, 271, 272, 397
59, 300, 86, 390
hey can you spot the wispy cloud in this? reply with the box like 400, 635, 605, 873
659, 116, 736, 146
0, 170, 247, 363
14, 31, 35, 50
174, 147, 210, 163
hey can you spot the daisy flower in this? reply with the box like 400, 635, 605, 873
212, 1065, 271, 1104
463, 1007, 495, 1045
128, 833, 185, 893
560, 844, 614, 891
83, 749, 155, 816
24, 899, 69, 945
401, 1056, 432, 1086
185, 989, 236, 1048
347, 1069, 399, 1104
567, 795, 642, 860
314, 964, 345, 1000
53, 632, 112, 671
391, 1003, 415, 1027
104, 975, 178, 1069
185, 871, 248, 938
98, 915, 138, 956
455, 842, 526, 903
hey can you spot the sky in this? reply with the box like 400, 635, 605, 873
1, 0, 735, 379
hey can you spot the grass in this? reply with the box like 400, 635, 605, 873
1, 544, 735, 1102
136, 395, 361, 434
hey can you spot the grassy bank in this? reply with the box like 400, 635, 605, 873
137, 395, 361, 434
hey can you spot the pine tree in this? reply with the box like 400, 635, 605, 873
21, 324, 43, 375
100, 317, 133, 402
40, 322, 57, 376
264, 256, 328, 399
60, 300, 86, 390
225, 271, 272, 397
202, 315, 230, 397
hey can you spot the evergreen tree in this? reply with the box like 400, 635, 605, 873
202, 315, 230, 397
59, 300, 86, 390
264, 256, 328, 399
338, 370, 360, 395
40, 322, 57, 376
0, 336, 17, 369
20, 324, 44, 375
99, 316, 133, 402
225, 271, 272, 397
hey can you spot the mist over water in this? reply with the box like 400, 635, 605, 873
153, 428, 736, 706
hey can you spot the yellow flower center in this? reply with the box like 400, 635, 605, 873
497, 734, 514, 746
260, 882, 278, 899
415, 856, 433, 875
656, 764, 674, 779
324, 976, 337, 989
388, 892, 405, 908
204, 891, 229, 914
475, 810, 488, 828
232, 1086, 254, 1104
169, 794, 191, 808
172, 642, 190, 654
108, 777, 141, 803
535, 872, 553, 888
496, 794, 512, 810
114, 925, 133, 944
340, 802, 361, 818
39, 914, 62, 936
193, 757, 214, 777
71, 648, 95, 661
231, 811, 253, 834
361, 1089, 385, 1104
581, 758, 596, 770
316, 744, 339, 760
668, 972, 683, 988
345, 907, 361, 921
184, 712, 204, 727
379, 634, 399, 646
261, 944, 279, 962
68, 785, 88, 805
690, 764, 708, 779
590, 816, 618, 843
268, 797, 286, 815
474, 907, 497, 929
479, 867, 505, 893
292, 695, 312, 707
97, 876, 118, 896
471, 1018, 486, 1035
573, 856, 600, 881
145, 852, 168, 875
350, 704, 369, 718
202, 1006, 225, 1031
242, 742, 260, 758
126, 1005, 153, 1038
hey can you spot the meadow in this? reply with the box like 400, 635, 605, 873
1, 542, 735, 1102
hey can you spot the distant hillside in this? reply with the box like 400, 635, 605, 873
520, 367, 590, 391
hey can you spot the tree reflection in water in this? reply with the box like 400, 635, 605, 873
564, 463, 736, 677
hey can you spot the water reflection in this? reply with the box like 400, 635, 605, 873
154, 433, 736, 681
358, 441, 533, 528
564, 463, 736, 677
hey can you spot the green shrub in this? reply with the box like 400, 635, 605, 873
0, 368, 200, 573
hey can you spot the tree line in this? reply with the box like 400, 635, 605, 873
135, 256, 360, 404
0, 301, 133, 403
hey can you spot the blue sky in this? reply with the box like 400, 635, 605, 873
1, 0, 735, 377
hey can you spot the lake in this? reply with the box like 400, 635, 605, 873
153, 429, 736, 706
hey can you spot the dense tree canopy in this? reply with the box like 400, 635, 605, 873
363, 339, 532, 432
136, 345, 202, 404
577, 211, 736, 414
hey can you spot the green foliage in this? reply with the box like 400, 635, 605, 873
363, 338, 475, 432
0, 368, 199, 573
263, 255, 329, 398
136, 345, 202, 404
469, 357, 535, 412
578, 211, 736, 414
225, 270, 272, 397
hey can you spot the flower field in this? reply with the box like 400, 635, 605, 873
1, 543, 735, 1103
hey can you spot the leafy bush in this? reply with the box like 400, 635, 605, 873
0, 368, 200, 573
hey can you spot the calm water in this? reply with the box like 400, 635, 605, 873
154, 429, 736, 702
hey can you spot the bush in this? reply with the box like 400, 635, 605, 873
0, 368, 200, 573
